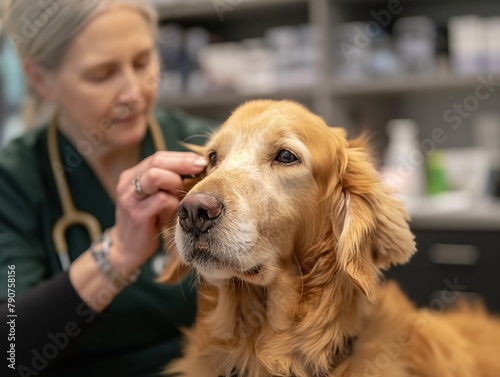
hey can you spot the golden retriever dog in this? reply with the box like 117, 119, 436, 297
161, 100, 500, 377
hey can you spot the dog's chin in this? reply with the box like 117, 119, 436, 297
193, 262, 267, 286
177, 232, 270, 285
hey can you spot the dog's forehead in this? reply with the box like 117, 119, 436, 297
215, 119, 306, 158
216, 106, 319, 145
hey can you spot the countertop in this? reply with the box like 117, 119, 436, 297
407, 196, 500, 231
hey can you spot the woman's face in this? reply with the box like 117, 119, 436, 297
47, 6, 159, 148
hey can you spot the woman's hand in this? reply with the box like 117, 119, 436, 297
109, 151, 207, 275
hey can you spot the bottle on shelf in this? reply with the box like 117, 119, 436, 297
381, 119, 426, 201
448, 15, 488, 75
393, 16, 437, 76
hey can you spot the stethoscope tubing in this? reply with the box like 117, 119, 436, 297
47, 113, 166, 271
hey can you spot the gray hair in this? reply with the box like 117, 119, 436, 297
2, 0, 158, 127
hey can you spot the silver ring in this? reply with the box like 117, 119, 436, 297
133, 175, 147, 197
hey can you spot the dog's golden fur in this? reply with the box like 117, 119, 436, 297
162, 100, 500, 377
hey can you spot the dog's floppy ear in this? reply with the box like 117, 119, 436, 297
332, 136, 416, 301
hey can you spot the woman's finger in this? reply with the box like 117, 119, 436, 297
132, 190, 180, 223
131, 152, 207, 180
117, 152, 206, 199
135, 167, 183, 197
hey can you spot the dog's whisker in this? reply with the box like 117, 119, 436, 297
182, 131, 213, 143
191, 270, 201, 292
163, 223, 177, 232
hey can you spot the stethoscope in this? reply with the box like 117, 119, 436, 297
48, 113, 167, 271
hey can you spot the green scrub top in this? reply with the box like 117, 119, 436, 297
0, 108, 216, 376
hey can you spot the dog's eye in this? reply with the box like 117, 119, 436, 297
208, 151, 218, 166
275, 150, 298, 164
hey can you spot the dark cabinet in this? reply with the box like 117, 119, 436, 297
385, 229, 500, 313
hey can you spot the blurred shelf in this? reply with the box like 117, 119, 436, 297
330, 0, 393, 3
153, 0, 307, 21
157, 71, 494, 108
409, 200, 500, 231
330, 73, 487, 97
158, 86, 314, 109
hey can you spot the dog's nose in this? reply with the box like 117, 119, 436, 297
178, 193, 223, 233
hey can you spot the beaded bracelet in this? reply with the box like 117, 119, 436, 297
90, 228, 140, 287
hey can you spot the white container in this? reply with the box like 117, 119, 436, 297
394, 16, 437, 75
382, 119, 426, 199
473, 113, 500, 170
441, 148, 491, 199
448, 15, 488, 75
485, 17, 500, 72
334, 22, 372, 80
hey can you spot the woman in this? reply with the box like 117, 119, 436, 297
0, 1, 215, 376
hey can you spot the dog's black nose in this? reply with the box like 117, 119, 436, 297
178, 193, 223, 234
